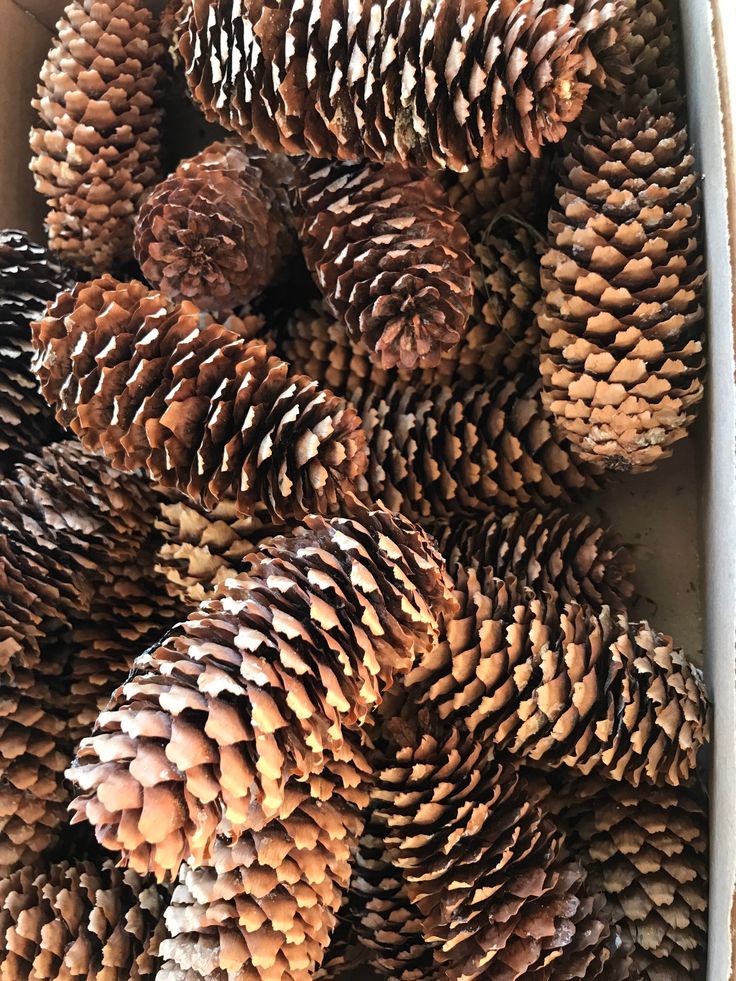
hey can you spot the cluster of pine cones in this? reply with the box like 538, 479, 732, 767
0, 0, 709, 979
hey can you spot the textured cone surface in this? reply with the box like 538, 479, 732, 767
372, 714, 626, 980
405, 565, 709, 786
550, 775, 707, 980
0, 857, 166, 978
134, 140, 296, 313
622, 0, 683, 117
32, 276, 367, 522
432, 507, 636, 610
540, 110, 705, 472
182, 0, 626, 171
294, 158, 473, 371
312, 917, 363, 980
162, 0, 193, 74
29, 0, 165, 271
69, 505, 456, 878
0, 230, 75, 456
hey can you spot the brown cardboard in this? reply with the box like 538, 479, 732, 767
14, 0, 68, 31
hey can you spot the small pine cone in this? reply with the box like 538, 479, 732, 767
158, 795, 365, 981
0, 857, 166, 978
134, 141, 296, 313
405, 565, 709, 786
540, 111, 705, 472
373, 717, 625, 980
182, 0, 626, 171
29, 0, 165, 271
32, 277, 367, 522
69, 506, 456, 878
549, 775, 707, 980
431, 507, 636, 610
0, 230, 75, 456
293, 159, 473, 371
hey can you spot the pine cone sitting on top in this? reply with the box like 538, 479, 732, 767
134, 141, 296, 314
32, 277, 367, 522
293, 158, 473, 371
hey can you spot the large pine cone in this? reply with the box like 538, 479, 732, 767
0, 857, 166, 978
181, 0, 626, 171
69, 506, 456, 878
405, 564, 709, 787
293, 158, 473, 371
550, 775, 708, 980
134, 141, 296, 313
29, 0, 165, 272
32, 277, 367, 522
540, 111, 705, 472
0, 230, 75, 457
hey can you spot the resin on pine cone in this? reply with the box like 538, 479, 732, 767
294, 158, 473, 371
29, 0, 165, 271
32, 276, 367, 522
68, 505, 455, 878
182, 0, 626, 170
134, 140, 296, 313
540, 110, 705, 472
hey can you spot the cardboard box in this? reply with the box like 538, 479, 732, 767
1, 1, 733, 978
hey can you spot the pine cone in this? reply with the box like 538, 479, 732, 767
293, 158, 473, 371
540, 111, 705, 472
405, 565, 709, 786
134, 141, 296, 313
32, 277, 367, 522
622, 0, 682, 116
0, 857, 166, 978
0, 230, 75, 457
549, 775, 707, 980
431, 507, 636, 610
29, 0, 165, 271
69, 506, 456, 878
182, 0, 626, 171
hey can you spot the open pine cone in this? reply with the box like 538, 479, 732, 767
181, 0, 626, 170
32, 276, 367, 522
29, 0, 165, 271
134, 141, 296, 313
540, 110, 705, 472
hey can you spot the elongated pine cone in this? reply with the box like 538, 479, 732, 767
294, 158, 473, 371
372, 716, 627, 980
0, 231, 75, 457
405, 565, 709, 786
134, 141, 296, 313
29, 0, 165, 271
540, 110, 705, 472
432, 506, 636, 609
69, 506, 456, 878
0, 858, 166, 977
181, 0, 626, 170
550, 775, 707, 980
32, 277, 367, 521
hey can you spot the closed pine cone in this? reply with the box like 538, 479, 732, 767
540, 110, 705, 472
68, 506, 456, 879
294, 158, 473, 371
134, 141, 296, 313
0, 857, 166, 978
29, 0, 165, 271
0, 230, 74, 457
549, 775, 707, 980
32, 277, 367, 522
181, 0, 626, 171
405, 564, 709, 787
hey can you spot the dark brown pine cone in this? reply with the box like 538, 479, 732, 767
181, 0, 627, 170
69, 506, 456, 879
32, 277, 367, 522
0, 230, 75, 458
134, 141, 296, 313
540, 110, 704, 473
0, 857, 167, 978
29, 0, 165, 271
293, 158, 473, 371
